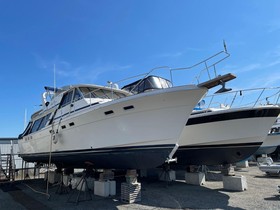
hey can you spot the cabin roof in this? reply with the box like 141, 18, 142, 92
57, 84, 131, 96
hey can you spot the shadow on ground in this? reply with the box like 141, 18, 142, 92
1, 179, 244, 210
139, 180, 243, 209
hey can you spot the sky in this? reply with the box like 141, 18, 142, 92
1, 0, 280, 137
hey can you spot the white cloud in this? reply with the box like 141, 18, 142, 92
231, 63, 261, 74
267, 21, 280, 33
258, 72, 280, 87
267, 60, 280, 68
33, 53, 132, 85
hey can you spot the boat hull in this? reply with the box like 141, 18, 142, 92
19, 85, 207, 169
21, 145, 174, 169
254, 133, 280, 155
175, 106, 280, 166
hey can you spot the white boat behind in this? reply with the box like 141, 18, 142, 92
175, 86, 280, 166
255, 116, 280, 155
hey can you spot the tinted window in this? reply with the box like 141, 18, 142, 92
79, 87, 97, 98
38, 113, 51, 130
30, 113, 52, 133
94, 89, 110, 99
73, 88, 83, 101
30, 118, 43, 133
60, 90, 74, 107
79, 87, 123, 99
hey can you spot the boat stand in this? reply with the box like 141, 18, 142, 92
221, 164, 235, 176
67, 170, 92, 205
221, 164, 247, 191
55, 170, 70, 195
185, 165, 206, 185
158, 164, 176, 186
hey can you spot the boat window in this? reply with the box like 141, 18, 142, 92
136, 77, 164, 93
114, 92, 128, 98
18, 121, 32, 138
30, 113, 52, 134
79, 87, 123, 99
60, 90, 74, 107
73, 88, 83, 102
30, 118, 43, 133
38, 113, 51, 130
159, 77, 172, 88
94, 89, 110, 99
96, 89, 127, 99
121, 76, 172, 94
79, 87, 97, 98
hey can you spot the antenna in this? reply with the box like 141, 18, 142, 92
24, 109, 27, 129
223, 40, 228, 53
54, 64, 56, 93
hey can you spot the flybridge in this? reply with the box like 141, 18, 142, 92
114, 43, 236, 94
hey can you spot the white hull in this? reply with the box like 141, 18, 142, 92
262, 133, 280, 147
182, 115, 274, 147
255, 133, 280, 155
19, 85, 207, 169
175, 106, 280, 165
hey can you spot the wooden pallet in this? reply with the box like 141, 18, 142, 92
121, 182, 141, 203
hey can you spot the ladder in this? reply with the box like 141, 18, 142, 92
0, 148, 9, 181
0, 143, 15, 182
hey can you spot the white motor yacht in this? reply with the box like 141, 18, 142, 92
18, 81, 207, 169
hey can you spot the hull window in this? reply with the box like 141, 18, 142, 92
104, 110, 114, 115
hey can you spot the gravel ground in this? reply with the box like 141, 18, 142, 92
1, 163, 280, 210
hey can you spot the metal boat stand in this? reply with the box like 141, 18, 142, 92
67, 167, 93, 205
221, 164, 235, 176
158, 164, 175, 187
55, 169, 70, 195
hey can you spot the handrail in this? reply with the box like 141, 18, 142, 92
49, 45, 232, 114
170, 50, 230, 84
202, 86, 280, 109
113, 46, 230, 93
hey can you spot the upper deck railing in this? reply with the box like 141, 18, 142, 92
113, 46, 231, 93
198, 86, 280, 110
170, 49, 230, 85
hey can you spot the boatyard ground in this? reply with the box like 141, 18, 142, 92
1, 163, 280, 210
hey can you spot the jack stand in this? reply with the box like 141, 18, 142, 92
56, 170, 70, 195
67, 168, 93, 205
158, 164, 176, 187
221, 164, 235, 176
185, 165, 206, 186
221, 164, 247, 191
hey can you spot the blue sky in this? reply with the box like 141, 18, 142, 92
1, 0, 280, 137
